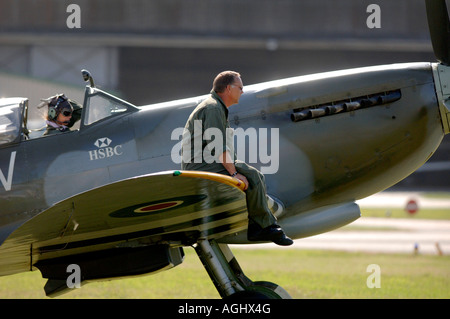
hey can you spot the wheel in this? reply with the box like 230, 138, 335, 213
226, 281, 292, 299
252, 281, 292, 299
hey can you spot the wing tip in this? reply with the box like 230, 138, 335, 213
173, 170, 182, 176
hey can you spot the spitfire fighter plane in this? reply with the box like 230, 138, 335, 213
0, 1, 449, 298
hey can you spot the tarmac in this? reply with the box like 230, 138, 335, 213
235, 192, 450, 255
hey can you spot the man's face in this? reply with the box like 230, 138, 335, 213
228, 77, 244, 105
56, 108, 72, 126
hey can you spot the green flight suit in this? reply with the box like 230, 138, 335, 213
181, 90, 276, 229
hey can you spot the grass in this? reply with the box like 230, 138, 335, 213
0, 248, 448, 299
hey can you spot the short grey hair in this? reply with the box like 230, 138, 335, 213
212, 71, 241, 93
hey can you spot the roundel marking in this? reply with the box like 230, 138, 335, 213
134, 201, 183, 213
109, 195, 207, 218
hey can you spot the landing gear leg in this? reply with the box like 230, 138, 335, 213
194, 239, 291, 299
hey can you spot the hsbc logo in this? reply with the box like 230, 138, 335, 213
89, 137, 123, 161
94, 137, 112, 148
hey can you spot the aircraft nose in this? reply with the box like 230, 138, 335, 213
433, 63, 450, 134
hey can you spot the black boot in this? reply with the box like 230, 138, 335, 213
247, 223, 294, 246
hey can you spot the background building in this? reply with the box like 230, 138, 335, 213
0, 0, 448, 190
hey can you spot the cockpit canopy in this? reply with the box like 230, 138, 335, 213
0, 87, 138, 146
0, 98, 28, 146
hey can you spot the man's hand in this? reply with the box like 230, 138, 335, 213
218, 150, 249, 190
233, 173, 249, 191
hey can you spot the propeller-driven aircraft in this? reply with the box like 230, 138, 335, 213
0, 1, 449, 298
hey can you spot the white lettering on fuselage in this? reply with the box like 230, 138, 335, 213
88, 137, 123, 161
0, 151, 16, 192
89, 145, 123, 160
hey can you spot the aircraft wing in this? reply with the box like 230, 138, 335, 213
0, 170, 248, 276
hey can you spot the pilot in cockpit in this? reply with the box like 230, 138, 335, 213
37, 94, 82, 136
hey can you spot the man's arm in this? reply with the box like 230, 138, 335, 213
218, 150, 249, 190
